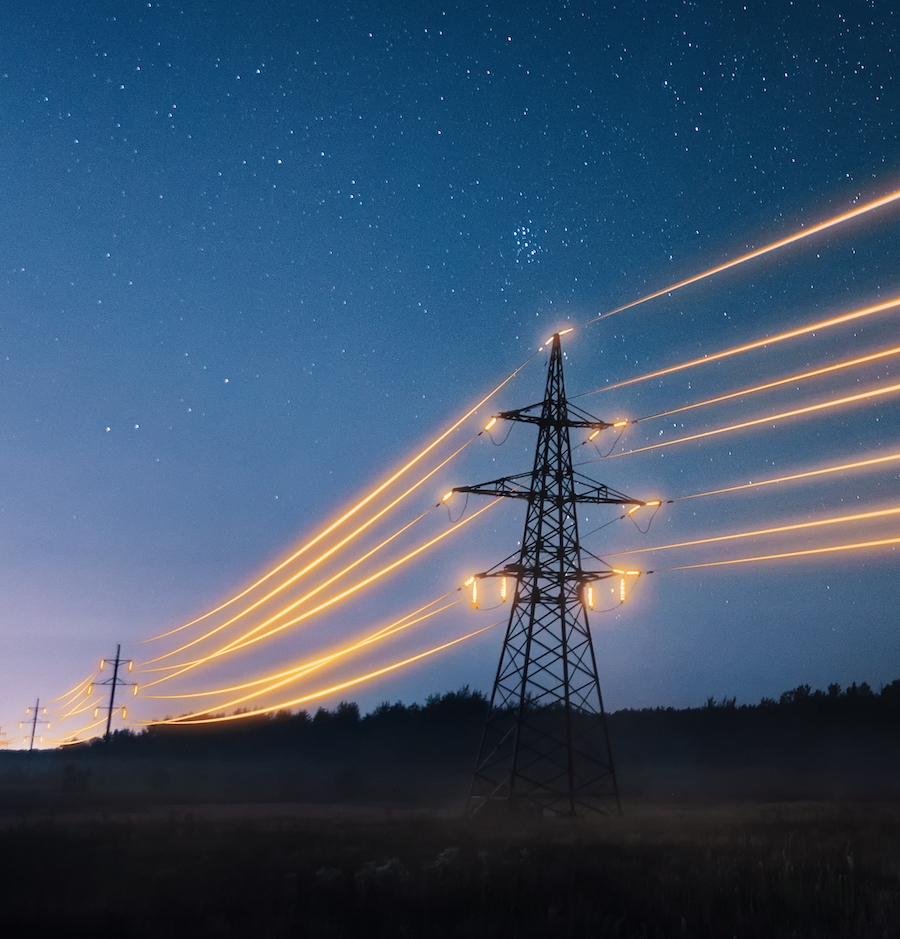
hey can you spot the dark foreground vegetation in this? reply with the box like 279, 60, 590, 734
2, 681, 900, 936
0, 803, 898, 937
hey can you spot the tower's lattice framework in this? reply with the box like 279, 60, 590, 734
455, 334, 643, 815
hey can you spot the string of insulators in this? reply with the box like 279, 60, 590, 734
620, 578, 626, 602
586, 585, 594, 609
500, 576, 508, 602
465, 576, 477, 608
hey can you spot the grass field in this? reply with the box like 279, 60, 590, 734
1, 801, 898, 937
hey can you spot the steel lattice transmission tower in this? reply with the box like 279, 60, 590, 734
454, 333, 644, 816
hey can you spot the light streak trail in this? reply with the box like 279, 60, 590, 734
574, 188, 900, 329
605, 380, 900, 459
143, 357, 534, 644
636, 344, 900, 423
652, 536, 900, 572
143, 594, 461, 701
139, 498, 502, 687
144, 439, 474, 662
141, 500, 437, 666
675, 450, 900, 501
56, 714, 108, 743
609, 506, 900, 557
143, 600, 462, 716
577, 295, 900, 398
148, 621, 501, 725
50, 672, 96, 706
56, 693, 105, 721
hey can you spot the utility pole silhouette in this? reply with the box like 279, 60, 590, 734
454, 333, 644, 816
19, 699, 50, 751
96, 644, 137, 743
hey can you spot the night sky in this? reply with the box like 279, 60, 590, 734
4, 0, 900, 744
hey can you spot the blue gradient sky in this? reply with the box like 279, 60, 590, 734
3, 0, 900, 743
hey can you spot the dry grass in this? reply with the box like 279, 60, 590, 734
1, 801, 899, 937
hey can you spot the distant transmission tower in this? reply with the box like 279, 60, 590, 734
454, 333, 644, 816
19, 699, 49, 751
95, 644, 137, 743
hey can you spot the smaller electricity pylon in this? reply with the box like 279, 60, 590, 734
95, 645, 137, 743
453, 333, 645, 816
19, 699, 50, 750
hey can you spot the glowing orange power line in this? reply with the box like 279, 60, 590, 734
636, 344, 900, 423
578, 295, 900, 398
143, 439, 474, 661
141, 440, 476, 666
143, 358, 534, 644
675, 450, 900, 501
575, 188, 900, 329
142, 600, 462, 716
140, 504, 436, 669
143, 594, 462, 702
610, 505, 900, 557
50, 672, 96, 705
148, 622, 501, 726
139, 498, 502, 687
653, 536, 900, 572
607, 379, 900, 459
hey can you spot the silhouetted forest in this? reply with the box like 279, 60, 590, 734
3, 680, 900, 806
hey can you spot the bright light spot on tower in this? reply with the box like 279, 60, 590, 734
471, 579, 478, 607
99, 660, 105, 671
442, 490, 454, 503
620, 578, 626, 602
627, 505, 642, 515
93, 708, 100, 719
586, 585, 594, 609
500, 576, 508, 601
613, 419, 629, 428
588, 429, 601, 441
133, 685, 139, 696
128, 661, 134, 672
86, 684, 92, 696
485, 417, 497, 431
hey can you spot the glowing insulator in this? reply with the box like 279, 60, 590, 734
646, 500, 661, 507
46, 724, 51, 730
559, 327, 574, 336
625, 570, 641, 576
442, 491, 454, 503
99, 659, 105, 671
18, 722, 22, 729
588, 429, 601, 441
464, 576, 475, 587
485, 417, 497, 431
133, 685, 139, 696
471, 579, 478, 608
121, 708, 127, 720
620, 578, 627, 602
500, 576, 508, 602
613, 419, 628, 428
627, 505, 642, 515
25, 709, 30, 715
586, 585, 594, 610
43, 709, 47, 715
128, 661, 133, 673
86, 684, 93, 696
93, 708, 100, 719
